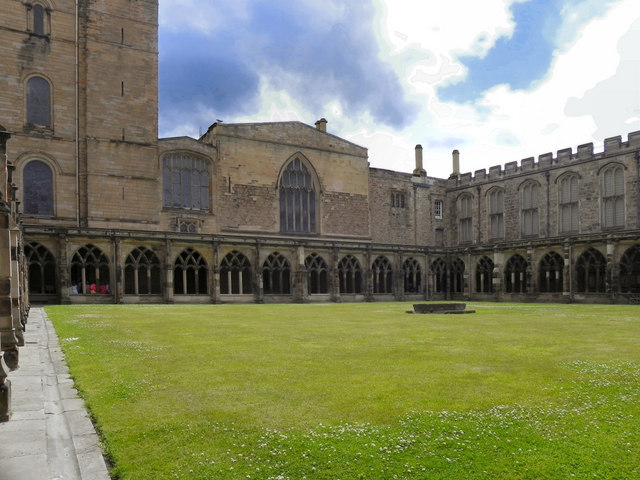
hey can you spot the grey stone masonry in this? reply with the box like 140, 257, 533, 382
0, 308, 109, 480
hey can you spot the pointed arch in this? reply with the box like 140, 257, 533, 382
70, 245, 110, 294
338, 255, 362, 294
25, 242, 57, 294
305, 253, 328, 294
263, 252, 291, 295
620, 245, 640, 294
430, 258, 447, 293
174, 248, 208, 295
505, 254, 527, 293
576, 248, 606, 293
539, 251, 563, 293
403, 257, 422, 294
372, 256, 393, 294
124, 247, 162, 295
278, 154, 319, 233
220, 250, 252, 294
476, 256, 494, 293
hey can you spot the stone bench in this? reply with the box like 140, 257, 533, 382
411, 303, 475, 314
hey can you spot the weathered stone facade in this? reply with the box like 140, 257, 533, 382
1, 0, 640, 311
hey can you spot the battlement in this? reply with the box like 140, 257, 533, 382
448, 130, 640, 187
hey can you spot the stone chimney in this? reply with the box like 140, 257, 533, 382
315, 118, 327, 132
451, 149, 460, 177
412, 144, 426, 177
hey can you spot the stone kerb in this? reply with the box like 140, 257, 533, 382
411, 303, 475, 314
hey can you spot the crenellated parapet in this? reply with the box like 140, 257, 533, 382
448, 129, 640, 187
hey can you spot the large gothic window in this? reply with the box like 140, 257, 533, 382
459, 194, 473, 243
601, 165, 625, 228
431, 258, 447, 293
476, 256, 494, 293
174, 248, 208, 295
305, 253, 328, 294
279, 157, 316, 233
25, 242, 56, 294
451, 258, 465, 293
23, 160, 54, 216
263, 252, 291, 295
124, 247, 162, 295
220, 251, 252, 295
403, 257, 421, 294
162, 153, 210, 211
338, 255, 362, 294
488, 189, 504, 239
559, 174, 579, 233
620, 245, 640, 294
505, 254, 527, 293
521, 182, 539, 236
539, 251, 563, 293
576, 248, 606, 293
372, 256, 393, 294
26, 76, 51, 127
70, 245, 110, 294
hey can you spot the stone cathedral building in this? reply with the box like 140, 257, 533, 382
2, 0, 640, 313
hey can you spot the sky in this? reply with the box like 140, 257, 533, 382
158, 0, 640, 179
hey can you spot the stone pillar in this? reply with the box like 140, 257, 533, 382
255, 243, 264, 304
492, 249, 503, 301
212, 241, 221, 304
563, 242, 572, 301
606, 239, 615, 300
395, 252, 404, 301
526, 245, 534, 295
164, 239, 173, 303
114, 237, 123, 303
10, 228, 23, 346
330, 247, 339, 302
365, 247, 373, 301
58, 234, 70, 304
293, 244, 305, 303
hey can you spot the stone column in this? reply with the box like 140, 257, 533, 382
293, 244, 306, 303
212, 240, 220, 304
255, 242, 264, 304
164, 239, 173, 303
330, 246, 339, 302
563, 242, 572, 301
58, 233, 70, 304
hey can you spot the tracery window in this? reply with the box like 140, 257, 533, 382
26, 76, 51, 127
23, 160, 54, 216
539, 251, 563, 293
431, 258, 447, 293
174, 248, 207, 295
619, 245, 640, 294
521, 182, 539, 236
162, 153, 210, 211
488, 188, 504, 239
476, 256, 494, 293
559, 174, 579, 233
263, 252, 291, 295
451, 258, 465, 293
279, 157, 316, 233
459, 194, 473, 243
403, 257, 421, 294
25, 242, 56, 294
576, 248, 606, 293
372, 256, 393, 294
391, 192, 405, 208
70, 245, 110, 294
220, 250, 252, 295
601, 165, 625, 228
305, 253, 328, 294
124, 247, 162, 295
338, 255, 362, 294
504, 254, 527, 293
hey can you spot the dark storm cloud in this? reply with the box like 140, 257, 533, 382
159, 1, 418, 135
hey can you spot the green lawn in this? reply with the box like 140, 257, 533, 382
46, 303, 640, 479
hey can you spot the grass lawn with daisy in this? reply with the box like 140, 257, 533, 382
46, 302, 640, 479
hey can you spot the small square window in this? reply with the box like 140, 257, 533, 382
434, 200, 443, 219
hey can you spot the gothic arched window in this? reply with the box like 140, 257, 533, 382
220, 251, 252, 295
576, 248, 606, 293
521, 181, 539, 236
559, 174, 579, 233
124, 247, 162, 295
70, 245, 110, 294
162, 153, 210, 211
539, 252, 563, 293
459, 194, 473, 243
26, 76, 51, 127
174, 248, 208, 295
403, 257, 421, 294
372, 256, 393, 294
488, 188, 504, 239
620, 245, 640, 294
431, 258, 447, 293
263, 252, 291, 295
23, 160, 54, 216
505, 254, 527, 293
601, 164, 625, 228
451, 258, 465, 293
25, 242, 56, 294
338, 255, 362, 294
476, 256, 494, 293
305, 253, 328, 294
279, 157, 316, 233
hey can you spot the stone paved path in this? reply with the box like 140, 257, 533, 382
0, 307, 110, 480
